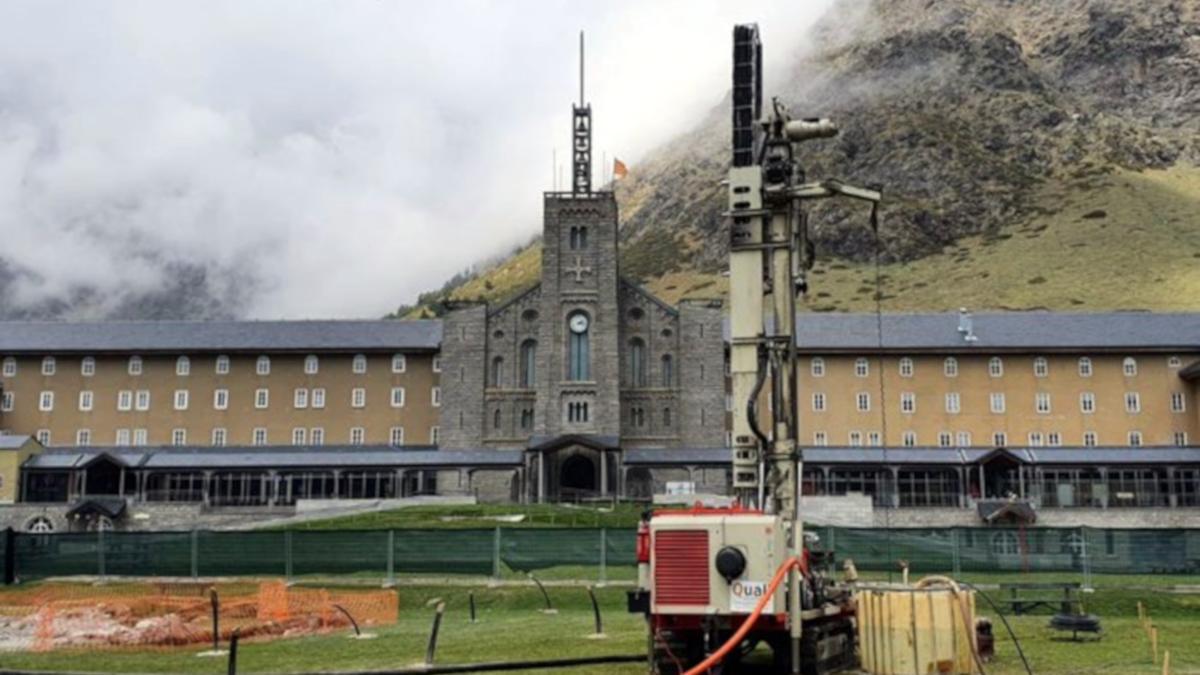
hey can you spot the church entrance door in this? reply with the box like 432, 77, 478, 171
559, 454, 597, 501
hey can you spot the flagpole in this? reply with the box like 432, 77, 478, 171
552, 148, 557, 191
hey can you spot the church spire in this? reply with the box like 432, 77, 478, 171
572, 31, 592, 194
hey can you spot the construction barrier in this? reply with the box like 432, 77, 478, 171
5, 526, 1200, 584
0, 580, 397, 652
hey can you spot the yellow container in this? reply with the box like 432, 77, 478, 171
855, 578, 979, 675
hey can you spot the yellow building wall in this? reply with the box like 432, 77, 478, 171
0, 438, 39, 503
0, 353, 441, 447
796, 352, 1198, 447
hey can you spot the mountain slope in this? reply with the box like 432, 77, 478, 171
406, 0, 1200, 317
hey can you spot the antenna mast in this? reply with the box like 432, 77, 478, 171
572, 30, 592, 194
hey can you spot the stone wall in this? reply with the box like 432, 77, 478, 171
438, 304, 488, 449
537, 193, 622, 439
0, 502, 285, 532
616, 282, 682, 445
789, 496, 1200, 529
678, 300, 727, 448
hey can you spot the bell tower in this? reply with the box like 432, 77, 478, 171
535, 31, 621, 439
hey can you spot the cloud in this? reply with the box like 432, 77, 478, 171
0, 0, 831, 319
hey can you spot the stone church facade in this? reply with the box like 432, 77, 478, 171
438, 190, 726, 501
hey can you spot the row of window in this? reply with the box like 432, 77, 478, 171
35, 426, 441, 448
809, 430, 1189, 448
5, 386, 442, 413
812, 355, 1184, 379
1, 354, 438, 377
807, 391, 1186, 414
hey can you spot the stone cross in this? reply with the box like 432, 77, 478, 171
565, 255, 592, 283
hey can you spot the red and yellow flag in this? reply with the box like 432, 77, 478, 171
613, 157, 629, 180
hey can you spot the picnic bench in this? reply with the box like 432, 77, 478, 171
999, 582, 1081, 615
1000, 582, 1101, 640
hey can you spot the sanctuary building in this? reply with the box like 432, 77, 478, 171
0, 91, 1198, 532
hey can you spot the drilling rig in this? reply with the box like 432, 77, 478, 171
629, 24, 881, 674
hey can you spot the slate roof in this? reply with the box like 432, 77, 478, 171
0, 313, 1195, 354
0, 435, 33, 450
0, 320, 442, 354
23, 446, 522, 470
528, 435, 621, 452
721, 312, 1200, 352
1181, 360, 1200, 381
791, 312, 1200, 352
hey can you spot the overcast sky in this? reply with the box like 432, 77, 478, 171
0, 0, 833, 319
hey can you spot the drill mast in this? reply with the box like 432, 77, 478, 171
727, 24, 882, 521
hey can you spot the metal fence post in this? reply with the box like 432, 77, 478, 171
284, 530, 293, 583
4, 527, 17, 585
385, 530, 396, 587
97, 527, 106, 581
951, 527, 961, 579
191, 529, 199, 579
492, 527, 502, 582
598, 528, 607, 587
1080, 526, 1093, 591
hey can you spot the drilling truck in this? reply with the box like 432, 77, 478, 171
628, 24, 882, 674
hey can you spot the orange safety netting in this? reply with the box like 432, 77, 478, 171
0, 580, 398, 652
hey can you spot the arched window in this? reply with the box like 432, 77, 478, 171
567, 312, 590, 381
991, 531, 1019, 556
352, 354, 367, 374
176, 356, 191, 376
569, 226, 588, 250
663, 407, 672, 427
490, 356, 504, 388
1123, 357, 1138, 377
25, 516, 54, 533
304, 354, 319, 375
520, 340, 537, 388
493, 409, 502, 429
661, 354, 674, 387
1060, 531, 1085, 556
629, 338, 646, 386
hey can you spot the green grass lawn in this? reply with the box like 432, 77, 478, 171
279, 503, 649, 531
2, 577, 1196, 674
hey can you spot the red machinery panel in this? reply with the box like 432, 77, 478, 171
653, 530, 710, 606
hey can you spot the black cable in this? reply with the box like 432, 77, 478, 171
0, 655, 650, 675
869, 202, 895, 581
747, 349, 771, 450
960, 581, 1035, 675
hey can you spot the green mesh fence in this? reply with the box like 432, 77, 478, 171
7, 526, 1200, 583
0, 529, 8, 582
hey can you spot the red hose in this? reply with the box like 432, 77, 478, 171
681, 555, 806, 675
